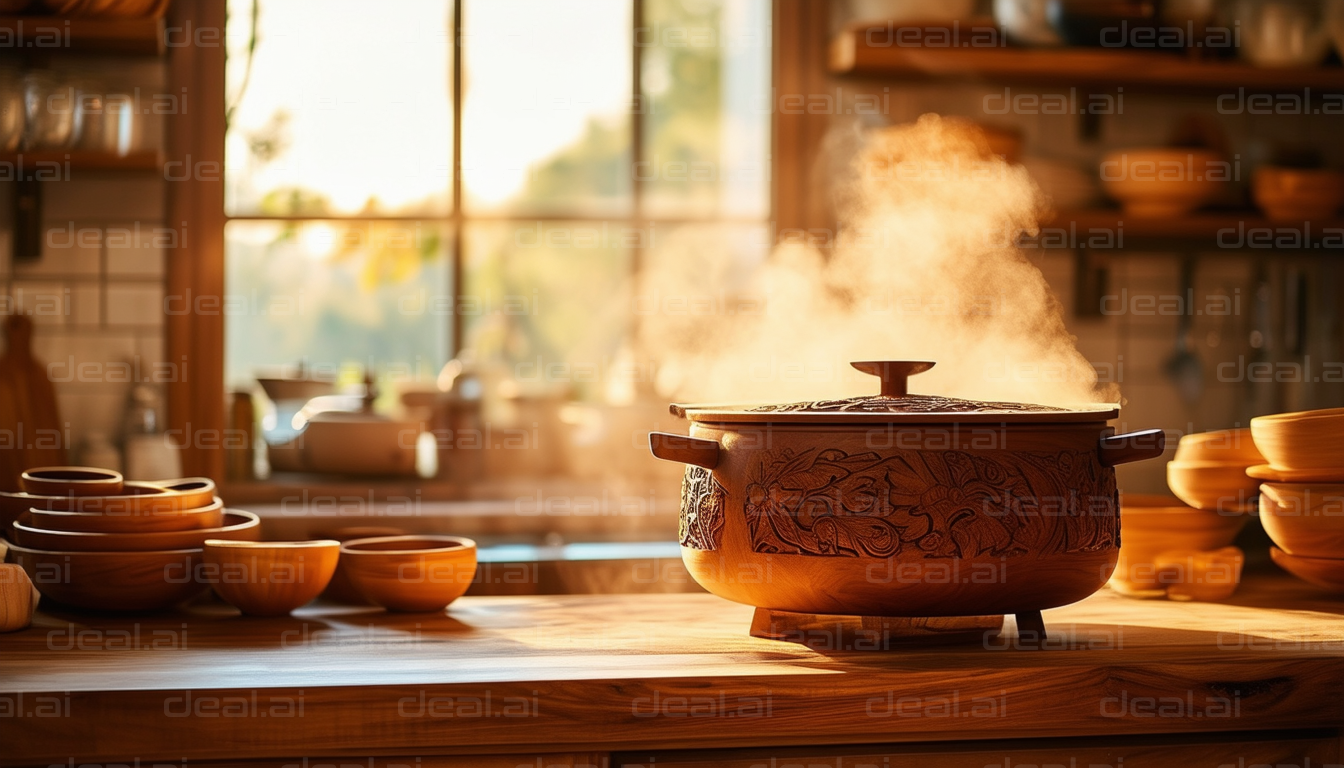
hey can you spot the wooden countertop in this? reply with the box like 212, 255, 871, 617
2, 574, 1342, 765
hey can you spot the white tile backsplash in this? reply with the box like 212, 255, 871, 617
23, 225, 102, 276
105, 283, 164, 327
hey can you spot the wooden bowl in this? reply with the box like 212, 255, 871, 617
203, 540, 340, 617
0, 478, 217, 528
1251, 408, 1344, 472
1270, 547, 1344, 593
1165, 461, 1261, 511
0, 563, 39, 632
1112, 495, 1249, 597
1173, 429, 1263, 465
25, 497, 225, 533
13, 510, 259, 552
318, 526, 409, 604
1259, 483, 1344, 558
339, 535, 477, 612
4, 543, 206, 612
19, 466, 123, 497
1100, 149, 1224, 216
1253, 167, 1344, 221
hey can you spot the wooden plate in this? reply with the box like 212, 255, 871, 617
1247, 464, 1344, 483
12, 510, 259, 552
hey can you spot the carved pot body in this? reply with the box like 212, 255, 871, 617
651, 361, 1165, 618
674, 421, 1126, 618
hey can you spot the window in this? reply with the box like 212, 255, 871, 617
223, 0, 771, 475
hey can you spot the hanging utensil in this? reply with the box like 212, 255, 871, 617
1165, 254, 1203, 405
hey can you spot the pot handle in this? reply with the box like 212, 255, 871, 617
649, 432, 720, 470
1098, 429, 1167, 467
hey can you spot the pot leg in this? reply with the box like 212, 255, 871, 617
1015, 610, 1047, 647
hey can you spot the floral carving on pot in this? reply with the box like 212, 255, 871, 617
747, 394, 1065, 415
679, 466, 727, 551
744, 448, 1118, 559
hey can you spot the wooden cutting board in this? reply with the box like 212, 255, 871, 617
0, 315, 66, 491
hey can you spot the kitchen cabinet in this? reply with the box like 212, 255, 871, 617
1, 573, 1341, 767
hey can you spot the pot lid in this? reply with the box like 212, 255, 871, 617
670, 361, 1119, 424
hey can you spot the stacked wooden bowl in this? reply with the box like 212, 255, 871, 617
1251, 409, 1344, 591
1, 467, 259, 611
1166, 428, 1264, 512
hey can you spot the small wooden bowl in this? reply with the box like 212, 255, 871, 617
1166, 461, 1261, 511
339, 535, 477, 612
203, 540, 340, 617
1112, 495, 1249, 597
4, 543, 206, 612
26, 497, 225, 533
13, 510, 260, 552
20, 467, 123, 497
1270, 546, 1344, 593
1173, 429, 1263, 465
318, 526, 409, 604
0, 563, 39, 632
1251, 408, 1344, 472
1259, 483, 1344, 558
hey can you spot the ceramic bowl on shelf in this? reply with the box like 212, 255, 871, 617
19, 467, 123, 497
1165, 461, 1260, 511
1270, 546, 1344, 592
995, 0, 1063, 45
12, 510, 259, 552
1258, 483, 1344, 558
339, 535, 478, 612
4, 543, 205, 612
1173, 428, 1263, 465
1045, 0, 1162, 47
25, 497, 225, 534
1111, 495, 1249, 599
1250, 407, 1344, 473
1100, 149, 1225, 217
203, 540, 340, 617
1231, 0, 1331, 67
1252, 167, 1344, 221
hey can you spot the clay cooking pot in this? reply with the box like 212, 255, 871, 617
648, 361, 1165, 619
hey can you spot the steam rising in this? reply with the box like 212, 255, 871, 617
640, 114, 1112, 407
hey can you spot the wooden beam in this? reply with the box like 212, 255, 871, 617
164, 0, 226, 482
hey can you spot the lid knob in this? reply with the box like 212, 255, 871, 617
851, 360, 935, 397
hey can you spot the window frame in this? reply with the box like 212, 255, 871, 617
168, 0, 827, 497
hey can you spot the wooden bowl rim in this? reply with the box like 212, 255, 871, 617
340, 534, 476, 556
203, 538, 338, 551
28, 497, 224, 520
5, 541, 204, 558
1252, 407, 1344, 425
14, 510, 257, 542
21, 466, 123, 486
1166, 460, 1260, 470
1271, 546, 1344, 565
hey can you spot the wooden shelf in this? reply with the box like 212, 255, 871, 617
0, 15, 163, 55
0, 149, 161, 172
1032, 209, 1344, 250
831, 24, 1344, 93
